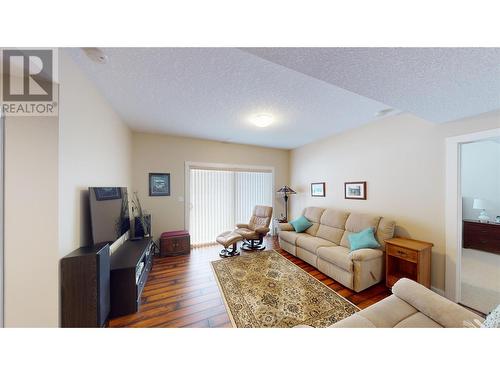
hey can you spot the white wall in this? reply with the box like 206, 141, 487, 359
4, 116, 59, 327
58, 51, 132, 259
461, 139, 500, 220
2, 51, 132, 327
289, 111, 500, 291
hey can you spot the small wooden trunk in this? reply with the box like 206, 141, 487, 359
160, 231, 190, 257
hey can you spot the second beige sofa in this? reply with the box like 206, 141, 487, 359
279, 207, 395, 292
332, 278, 484, 327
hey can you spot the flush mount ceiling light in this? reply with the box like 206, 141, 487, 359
83, 48, 109, 64
251, 113, 274, 128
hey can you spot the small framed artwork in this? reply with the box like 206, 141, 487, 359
311, 182, 326, 197
149, 173, 171, 196
344, 181, 367, 200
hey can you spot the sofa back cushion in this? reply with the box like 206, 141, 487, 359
376, 217, 396, 247
302, 207, 325, 236
315, 209, 349, 245
340, 213, 381, 248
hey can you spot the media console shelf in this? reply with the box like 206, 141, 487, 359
110, 237, 154, 318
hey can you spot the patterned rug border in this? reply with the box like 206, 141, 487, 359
210, 260, 238, 328
211, 250, 359, 328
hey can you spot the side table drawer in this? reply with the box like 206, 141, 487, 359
387, 245, 418, 263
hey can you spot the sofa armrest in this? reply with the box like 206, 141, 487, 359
236, 223, 249, 229
255, 226, 270, 235
392, 278, 484, 328
349, 248, 384, 261
278, 223, 294, 232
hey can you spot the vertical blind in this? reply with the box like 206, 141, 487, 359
189, 168, 273, 246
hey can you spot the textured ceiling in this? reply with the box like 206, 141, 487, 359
63, 48, 393, 149
64, 48, 500, 149
243, 48, 500, 124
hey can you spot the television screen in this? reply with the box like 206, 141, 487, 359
89, 187, 130, 245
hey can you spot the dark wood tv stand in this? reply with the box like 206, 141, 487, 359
110, 237, 154, 318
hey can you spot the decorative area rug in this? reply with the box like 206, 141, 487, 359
211, 250, 359, 328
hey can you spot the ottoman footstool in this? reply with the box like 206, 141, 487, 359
217, 231, 243, 258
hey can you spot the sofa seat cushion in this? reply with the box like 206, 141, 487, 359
393, 312, 441, 328
296, 235, 335, 254
279, 230, 304, 244
317, 246, 353, 272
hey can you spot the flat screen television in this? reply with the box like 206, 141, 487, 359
89, 187, 130, 245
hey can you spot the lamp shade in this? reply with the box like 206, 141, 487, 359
473, 198, 487, 210
277, 185, 296, 194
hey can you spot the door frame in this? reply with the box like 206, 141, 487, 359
184, 161, 275, 233
444, 128, 500, 302
0, 109, 4, 327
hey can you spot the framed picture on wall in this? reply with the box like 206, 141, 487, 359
311, 182, 326, 197
344, 181, 366, 200
149, 173, 171, 196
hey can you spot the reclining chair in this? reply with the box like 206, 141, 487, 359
235, 205, 273, 250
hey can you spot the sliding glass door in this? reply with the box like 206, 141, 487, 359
189, 167, 273, 246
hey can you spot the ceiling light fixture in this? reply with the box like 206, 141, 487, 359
251, 113, 274, 128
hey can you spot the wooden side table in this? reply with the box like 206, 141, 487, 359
160, 231, 190, 257
385, 237, 432, 289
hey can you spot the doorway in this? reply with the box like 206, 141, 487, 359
445, 128, 500, 314
460, 137, 500, 314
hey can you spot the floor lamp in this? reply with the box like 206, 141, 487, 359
277, 185, 296, 222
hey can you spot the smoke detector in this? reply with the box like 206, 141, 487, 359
375, 108, 395, 117
83, 48, 109, 64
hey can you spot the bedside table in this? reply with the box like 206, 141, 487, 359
385, 237, 432, 289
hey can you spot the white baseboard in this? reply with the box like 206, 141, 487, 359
431, 286, 445, 296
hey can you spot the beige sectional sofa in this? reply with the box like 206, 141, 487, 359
279, 207, 395, 292
332, 278, 484, 327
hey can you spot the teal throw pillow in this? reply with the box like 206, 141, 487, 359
289, 215, 313, 233
348, 227, 380, 251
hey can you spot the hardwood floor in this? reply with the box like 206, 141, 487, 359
109, 236, 391, 328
